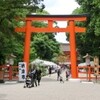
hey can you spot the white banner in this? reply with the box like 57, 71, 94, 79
18, 62, 27, 82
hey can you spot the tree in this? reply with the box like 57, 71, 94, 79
66, 0, 100, 60
0, 0, 45, 65
0, 0, 60, 65
31, 33, 60, 61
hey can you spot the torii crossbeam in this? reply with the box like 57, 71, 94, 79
15, 14, 87, 78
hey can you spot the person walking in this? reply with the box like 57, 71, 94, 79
65, 69, 70, 81
57, 68, 61, 81
36, 67, 42, 86
48, 66, 52, 76
31, 67, 37, 87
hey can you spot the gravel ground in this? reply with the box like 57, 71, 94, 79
0, 72, 100, 100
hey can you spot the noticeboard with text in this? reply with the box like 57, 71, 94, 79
18, 62, 27, 82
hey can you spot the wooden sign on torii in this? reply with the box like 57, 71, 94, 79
15, 14, 87, 78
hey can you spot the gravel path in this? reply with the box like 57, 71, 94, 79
0, 72, 100, 100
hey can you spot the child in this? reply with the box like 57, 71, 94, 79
24, 75, 32, 88
59, 76, 64, 83
65, 70, 70, 81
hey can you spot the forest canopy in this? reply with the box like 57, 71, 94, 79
0, 0, 60, 65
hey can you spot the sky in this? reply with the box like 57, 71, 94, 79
43, 0, 80, 43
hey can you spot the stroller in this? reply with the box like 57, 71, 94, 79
24, 74, 32, 88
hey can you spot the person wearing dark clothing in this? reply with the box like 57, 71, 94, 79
37, 68, 42, 85
57, 68, 61, 81
31, 68, 37, 87
65, 69, 70, 81
48, 67, 52, 76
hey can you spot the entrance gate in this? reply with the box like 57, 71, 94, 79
15, 14, 87, 78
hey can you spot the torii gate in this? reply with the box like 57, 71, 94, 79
15, 14, 87, 78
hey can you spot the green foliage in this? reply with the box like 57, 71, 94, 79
31, 33, 60, 61
0, 0, 60, 65
0, 0, 45, 65
71, 0, 100, 59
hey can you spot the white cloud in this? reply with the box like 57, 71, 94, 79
44, 0, 79, 14
43, 0, 80, 43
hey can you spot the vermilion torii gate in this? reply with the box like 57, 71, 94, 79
15, 14, 87, 78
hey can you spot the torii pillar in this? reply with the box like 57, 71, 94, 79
15, 14, 87, 78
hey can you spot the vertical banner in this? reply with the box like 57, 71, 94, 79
18, 62, 27, 82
